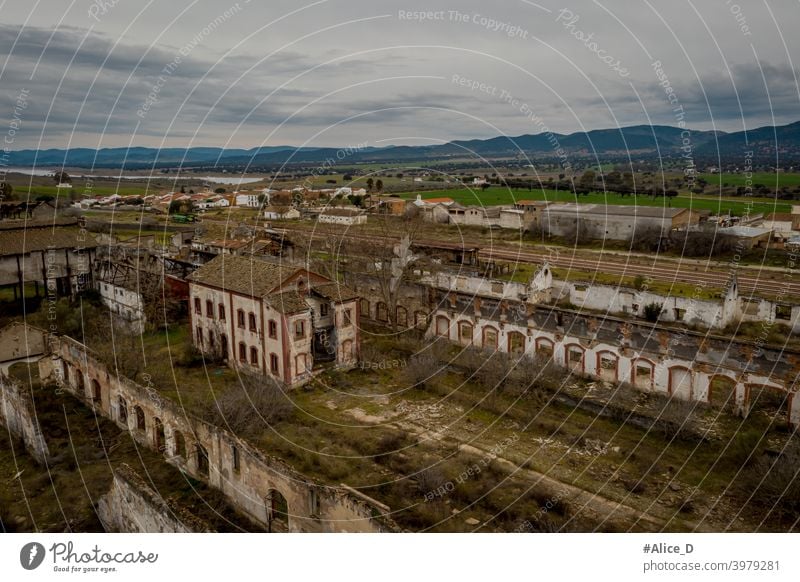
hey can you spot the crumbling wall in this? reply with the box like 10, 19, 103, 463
0, 373, 50, 464
0, 322, 48, 375
98, 464, 211, 533
46, 336, 396, 533
427, 290, 800, 427
347, 273, 431, 330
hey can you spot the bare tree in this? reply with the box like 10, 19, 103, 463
402, 351, 442, 388
357, 209, 427, 331
202, 372, 294, 436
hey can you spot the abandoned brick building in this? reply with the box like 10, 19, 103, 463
188, 255, 359, 386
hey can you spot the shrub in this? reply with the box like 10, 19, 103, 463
416, 466, 448, 495
738, 441, 800, 518
725, 428, 763, 469
201, 373, 294, 436
656, 397, 700, 440
643, 302, 662, 322
402, 352, 443, 388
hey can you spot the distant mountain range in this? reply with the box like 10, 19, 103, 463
8, 121, 800, 169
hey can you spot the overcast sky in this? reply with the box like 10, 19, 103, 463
1, 0, 798, 149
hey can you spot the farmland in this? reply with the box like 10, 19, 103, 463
400, 188, 792, 216
697, 172, 800, 188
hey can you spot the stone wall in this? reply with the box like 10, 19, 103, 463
551, 279, 739, 331
552, 278, 800, 334
427, 289, 800, 427
346, 273, 432, 330
98, 464, 211, 533
41, 336, 396, 533
0, 322, 48, 375
0, 372, 50, 464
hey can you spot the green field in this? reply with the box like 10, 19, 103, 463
401, 188, 791, 216
698, 172, 800, 188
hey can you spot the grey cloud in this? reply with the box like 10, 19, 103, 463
0, 0, 799, 148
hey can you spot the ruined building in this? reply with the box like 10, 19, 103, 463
188, 255, 359, 387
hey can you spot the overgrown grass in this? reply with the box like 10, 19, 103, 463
0, 367, 256, 532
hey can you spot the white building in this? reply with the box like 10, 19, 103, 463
236, 192, 261, 207
333, 187, 367, 197
413, 194, 454, 207
263, 206, 300, 220
188, 255, 360, 387
96, 267, 154, 334
193, 195, 230, 210
318, 208, 367, 225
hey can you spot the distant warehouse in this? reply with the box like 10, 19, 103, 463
538, 203, 702, 241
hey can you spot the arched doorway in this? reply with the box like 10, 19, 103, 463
458, 321, 473, 345
195, 443, 210, 477
596, 351, 618, 382
708, 375, 737, 412
435, 315, 450, 337
632, 358, 654, 391
669, 366, 693, 400
565, 344, 584, 374
267, 489, 289, 532
508, 331, 526, 355
535, 337, 554, 361
482, 326, 499, 351
396, 306, 408, 327
153, 417, 166, 452
173, 430, 187, 459
118, 397, 128, 425
220, 334, 228, 360
91, 379, 102, 404
376, 302, 389, 322
133, 406, 146, 432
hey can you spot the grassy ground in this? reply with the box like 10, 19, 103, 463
133, 326, 243, 413
129, 327, 789, 532
0, 362, 256, 532
0, 283, 39, 302
401, 188, 792, 215
110, 229, 172, 246
6, 295, 796, 531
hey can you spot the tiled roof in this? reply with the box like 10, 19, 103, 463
188, 254, 293, 296
207, 239, 249, 249
764, 212, 793, 222
312, 282, 359, 302
720, 226, 772, 237
421, 197, 454, 204
267, 290, 310, 314
0, 226, 99, 256
0, 217, 78, 230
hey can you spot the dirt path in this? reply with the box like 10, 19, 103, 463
344, 401, 709, 532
